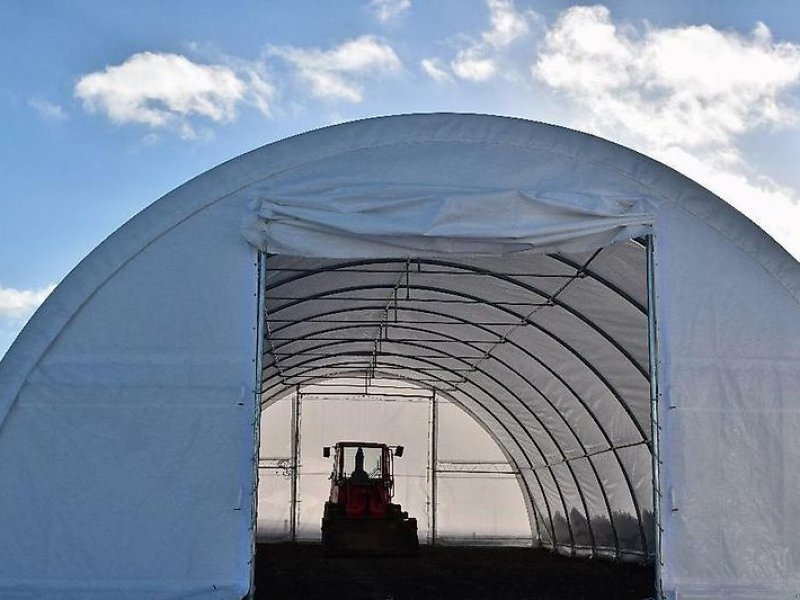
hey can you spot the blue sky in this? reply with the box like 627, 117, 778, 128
2, 0, 800, 357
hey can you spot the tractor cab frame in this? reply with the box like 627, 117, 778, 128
321, 441, 418, 556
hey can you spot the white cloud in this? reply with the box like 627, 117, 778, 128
269, 36, 403, 103
420, 58, 453, 83
534, 7, 800, 150
75, 52, 274, 138
482, 0, 532, 47
0, 284, 56, 319
452, 49, 497, 82
368, 0, 411, 24
532, 5, 800, 258
28, 97, 68, 121
423, 0, 536, 83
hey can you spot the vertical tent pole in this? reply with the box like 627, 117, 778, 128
646, 235, 664, 598
430, 389, 438, 546
290, 386, 301, 542
248, 251, 267, 599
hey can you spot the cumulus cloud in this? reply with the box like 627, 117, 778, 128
532, 5, 800, 257
368, 0, 411, 24
422, 0, 536, 83
482, 0, 533, 47
0, 284, 56, 319
75, 52, 274, 138
452, 49, 498, 82
534, 7, 800, 150
28, 97, 68, 121
269, 36, 403, 103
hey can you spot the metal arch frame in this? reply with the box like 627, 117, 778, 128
269, 281, 650, 443
266, 334, 600, 550
263, 338, 652, 557
265, 346, 583, 549
259, 254, 653, 558
259, 375, 546, 547
261, 357, 563, 547
271, 302, 641, 446
264, 320, 621, 555
264, 257, 649, 380
262, 357, 646, 559
263, 329, 639, 556
260, 356, 651, 558
264, 256, 643, 315
265, 302, 650, 557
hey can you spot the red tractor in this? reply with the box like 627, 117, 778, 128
321, 441, 419, 556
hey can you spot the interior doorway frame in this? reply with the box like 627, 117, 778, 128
645, 234, 664, 598
251, 236, 665, 596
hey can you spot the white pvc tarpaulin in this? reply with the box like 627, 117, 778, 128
0, 114, 798, 599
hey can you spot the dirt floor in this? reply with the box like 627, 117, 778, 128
253, 543, 655, 600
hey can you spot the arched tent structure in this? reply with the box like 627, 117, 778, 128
0, 113, 798, 599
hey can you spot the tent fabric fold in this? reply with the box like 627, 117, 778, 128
242, 184, 653, 257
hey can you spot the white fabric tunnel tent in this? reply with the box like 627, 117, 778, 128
0, 114, 798, 599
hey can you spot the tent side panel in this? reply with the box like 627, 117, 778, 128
656, 206, 800, 598
0, 200, 258, 599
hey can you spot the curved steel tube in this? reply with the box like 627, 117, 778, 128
269, 282, 650, 443
261, 255, 652, 556
266, 321, 620, 553
260, 375, 545, 544
266, 301, 649, 555
265, 257, 649, 379
262, 357, 563, 545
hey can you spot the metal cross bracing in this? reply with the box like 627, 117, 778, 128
436, 460, 519, 475
259, 246, 653, 559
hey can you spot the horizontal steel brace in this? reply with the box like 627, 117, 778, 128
268, 267, 585, 277
268, 296, 554, 307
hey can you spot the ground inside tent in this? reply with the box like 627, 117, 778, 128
253, 543, 654, 600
